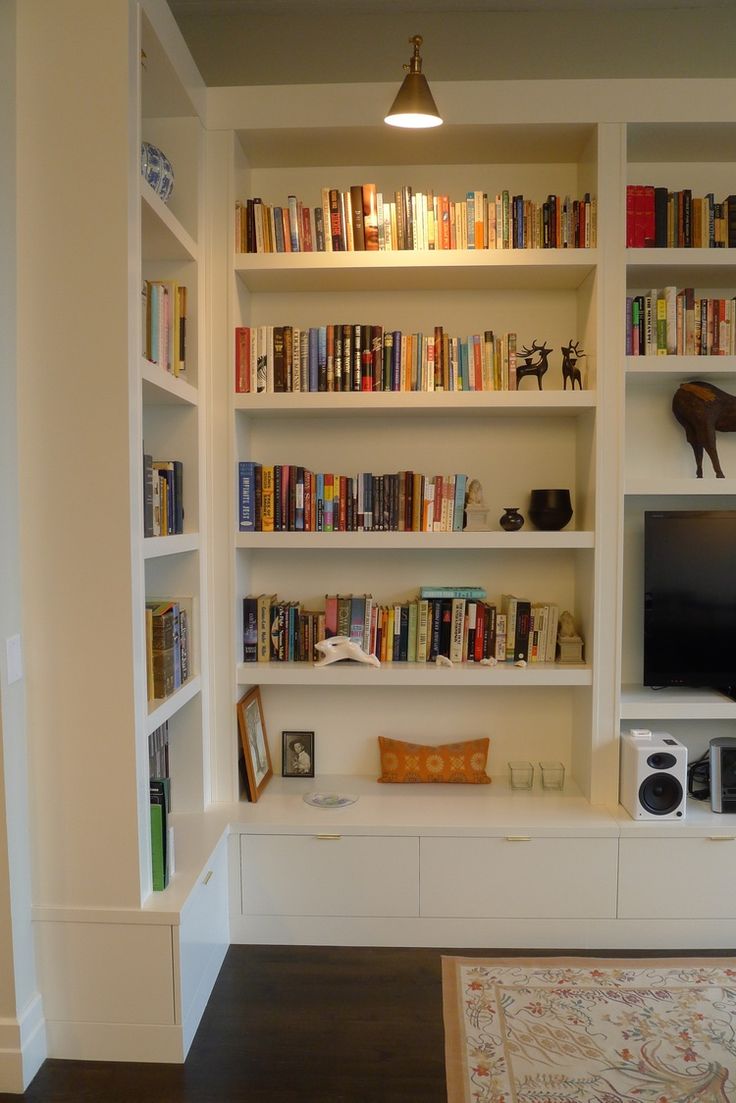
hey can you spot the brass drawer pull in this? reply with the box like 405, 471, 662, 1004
707, 836, 736, 842
202, 870, 213, 884
316, 834, 342, 840
505, 835, 531, 842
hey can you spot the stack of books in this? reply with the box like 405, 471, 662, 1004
235, 323, 518, 393
238, 464, 469, 534
235, 187, 596, 253
242, 588, 562, 666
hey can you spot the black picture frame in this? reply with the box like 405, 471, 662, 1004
282, 730, 315, 778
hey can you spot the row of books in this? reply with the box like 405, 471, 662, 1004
242, 587, 562, 665
626, 186, 736, 249
149, 719, 170, 782
145, 597, 192, 702
235, 187, 597, 254
149, 721, 171, 893
143, 454, 184, 537
239, 463, 470, 533
625, 287, 736, 357
142, 279, 187, 376
235, 324, 519, 394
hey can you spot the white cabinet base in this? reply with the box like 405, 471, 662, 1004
230, 913, 736, 950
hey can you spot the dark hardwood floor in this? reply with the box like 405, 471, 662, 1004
2, 945, 729, 1103
1, 946, 447, 1103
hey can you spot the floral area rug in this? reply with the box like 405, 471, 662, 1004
442, 955, 736, 1102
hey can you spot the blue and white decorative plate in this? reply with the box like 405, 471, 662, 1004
141, 141, 175, 204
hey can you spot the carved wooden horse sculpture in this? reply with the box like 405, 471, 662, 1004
672, 380, 736, 478
516, 340, 552, 389
561, 340, 585, 390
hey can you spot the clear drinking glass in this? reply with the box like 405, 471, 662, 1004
539, 760, 565, 790
508, 761, 534, 789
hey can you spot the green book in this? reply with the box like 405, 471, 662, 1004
150, 799, 167, 891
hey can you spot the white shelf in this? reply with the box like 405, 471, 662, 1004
141, 179, 198, 262
146, 674, 202, 733
235, 530, 594, 550
225, 775, 616, 837
235, 248, 598, 293
620, 684, 736, 720
143, 533, 200, 558
616, 797, 736, 837
625, 356, 736, 381
626, 247, 736, 289
142, 358, 198, 406
625, 478, 736, 496
234, 390, 596, 417
236, 661, 592, 687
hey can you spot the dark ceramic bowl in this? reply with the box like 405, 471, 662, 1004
528, 488, 573, 531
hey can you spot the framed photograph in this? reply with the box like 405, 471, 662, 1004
282, 730, 315, 779
237, 687, 273, 802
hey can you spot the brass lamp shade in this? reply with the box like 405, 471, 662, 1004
384, 35, 442, 129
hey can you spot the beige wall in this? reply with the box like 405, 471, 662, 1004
173, 8, 736, 86
0, 0, 38, 1033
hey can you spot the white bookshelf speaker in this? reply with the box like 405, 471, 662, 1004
619, 730, 687, 820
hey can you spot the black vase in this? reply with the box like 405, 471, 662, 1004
499, 507, 524, 532
528, 489, 573, 531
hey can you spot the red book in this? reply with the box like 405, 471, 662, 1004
301, 206, 313, 252
362, 184, 379, 251
474, 602, 486, 662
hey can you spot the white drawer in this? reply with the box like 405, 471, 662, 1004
420, 836, 618, 918
618, 836, 736, 919
179, 836, 229, 1023
241, 834, 419, 917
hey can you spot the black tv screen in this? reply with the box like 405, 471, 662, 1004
644, 510, 736, 695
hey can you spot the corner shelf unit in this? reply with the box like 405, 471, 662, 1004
621, 118, 736, 793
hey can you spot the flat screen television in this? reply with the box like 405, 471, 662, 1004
644, 510, 736, 698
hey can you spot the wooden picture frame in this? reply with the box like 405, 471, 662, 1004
237, 687, 273, 802
282, 730, 315, 778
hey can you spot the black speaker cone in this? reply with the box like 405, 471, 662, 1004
639, 772, 683, 815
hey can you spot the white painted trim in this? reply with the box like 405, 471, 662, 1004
44, 1018, 185, 1065
181, 941, 228, 1056
230, 913, 736, 951
0, 994, 46, 1094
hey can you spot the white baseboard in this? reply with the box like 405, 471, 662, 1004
181, 941, 228, 1056
0, 993, 46, 1094
44, 1019, 185, 1064
230, 913, 736, 950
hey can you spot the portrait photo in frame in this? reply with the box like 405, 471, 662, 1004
282, 731, 315, 779
237, 687, 273, 802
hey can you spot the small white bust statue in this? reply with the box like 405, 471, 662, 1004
314, 636, 381, 667
464, 478, 489, 532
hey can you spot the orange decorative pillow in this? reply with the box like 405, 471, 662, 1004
377, 736, 491, 784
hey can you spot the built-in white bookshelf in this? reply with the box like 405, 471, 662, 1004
621, 120, 736, 831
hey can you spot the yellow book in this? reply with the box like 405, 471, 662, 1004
261, 466, 275, 532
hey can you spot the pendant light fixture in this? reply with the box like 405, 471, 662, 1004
384, 35, 442, 129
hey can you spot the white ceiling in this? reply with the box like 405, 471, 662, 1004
171, 0, 733, 9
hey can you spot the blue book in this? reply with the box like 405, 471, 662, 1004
308, 327, 319, 392
392, 330, 402, 390
239, 461, 260, 532
317, 326, 327, 391
453, 474, 467, 532
420, 586, 487, 600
